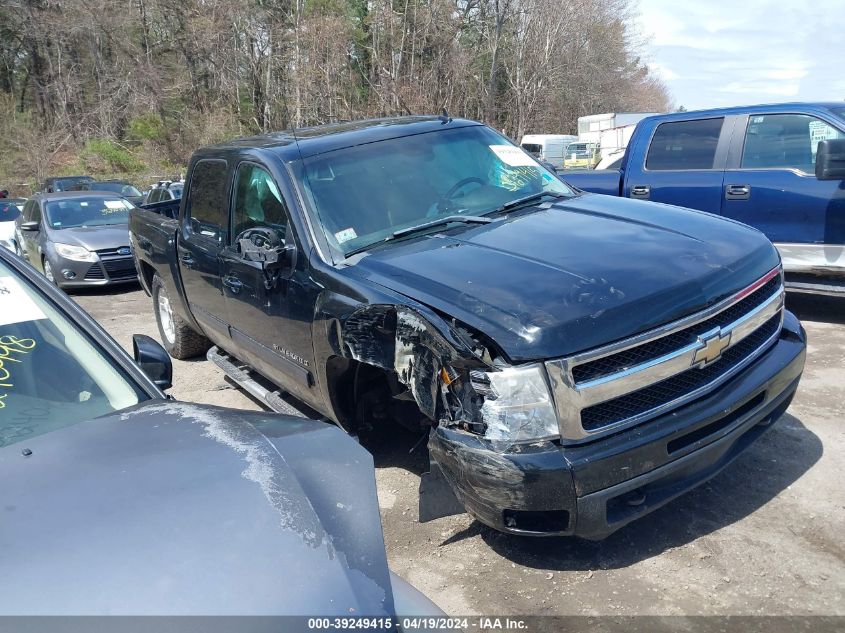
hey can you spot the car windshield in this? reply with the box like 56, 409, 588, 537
297, 125, 573, 257
45, 196, 132, 229
92, 182, 142, 197
53, 177, 92, 192
0, 201, 22, 221
568, 143, 593, 157
0, 259, 148, 447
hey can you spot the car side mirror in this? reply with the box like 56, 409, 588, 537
237, 227, 297, 276
19, 220, 39, 231
816, 139, 845, 180
132, 334, 173, 390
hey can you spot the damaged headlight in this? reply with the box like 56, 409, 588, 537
473, 364, 559, 443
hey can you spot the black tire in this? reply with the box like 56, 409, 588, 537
152, 273, 210, 359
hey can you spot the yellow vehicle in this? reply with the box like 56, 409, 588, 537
563, 142, 601, 169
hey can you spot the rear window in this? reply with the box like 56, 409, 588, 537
186, 160, 229, 242
0, 201, 22, 221
646, 118, 724, 170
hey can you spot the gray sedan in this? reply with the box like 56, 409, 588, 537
15, 191, 137, 289
0, 245, 443, 621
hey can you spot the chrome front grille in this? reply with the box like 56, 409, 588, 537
546, 267, 785, 443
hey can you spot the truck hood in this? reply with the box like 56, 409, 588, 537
0, 401, 395, 615
345, 194, 780, 362
47, 224, 130, 251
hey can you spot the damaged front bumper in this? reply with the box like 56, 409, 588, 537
427, 312, 806, 539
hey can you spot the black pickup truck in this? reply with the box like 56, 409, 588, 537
130, 116, 807, 539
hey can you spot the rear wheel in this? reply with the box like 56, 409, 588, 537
152, 273, 210, 359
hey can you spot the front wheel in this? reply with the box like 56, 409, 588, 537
152, 273, 211, 359
42, 258, 58, 285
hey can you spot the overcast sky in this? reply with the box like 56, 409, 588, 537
637, 0, 845, 111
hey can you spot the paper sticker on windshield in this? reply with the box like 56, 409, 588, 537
104, 200, 125, 209
335, 227, 357, 244
489, 145, 537, 167
0, 277, 47, 326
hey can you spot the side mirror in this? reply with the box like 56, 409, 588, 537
237, 227, 297, 276
19, 220, 39, 232
816, 139, 845, 180
132, 334, 173, 390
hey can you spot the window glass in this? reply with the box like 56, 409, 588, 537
92, 182, 142, 197
31, 202, 41, 224
21, 200, 35, 222
232, 164, 288, 241
146, 189, 159, 203
646, 118, 724, 170
0, 201, 22, 221
0, 260, 148, 447
44, 197, 131, 229
298, 125, 573, 257
186, 160, 229, 242
741, 114, 844, 172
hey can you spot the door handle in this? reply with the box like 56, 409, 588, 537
180, 253, 195, 268
725, 184, 751, 200
222, 275, 244, 293
630, 185, 651, 199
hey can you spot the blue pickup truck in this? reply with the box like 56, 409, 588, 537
563, 103, 845, 296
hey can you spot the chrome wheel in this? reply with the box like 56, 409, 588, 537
43, 259, 56, 284
157, 287, 176, 345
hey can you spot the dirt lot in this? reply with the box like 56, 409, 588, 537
74, 284, 844, 617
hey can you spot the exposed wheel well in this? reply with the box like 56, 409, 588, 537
138, 260, 156, 293
324, 355, 429, 434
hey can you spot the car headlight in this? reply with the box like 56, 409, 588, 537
54, 243, 98, 262
474, 364, 559, 443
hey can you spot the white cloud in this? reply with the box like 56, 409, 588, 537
637, 0, 845, 109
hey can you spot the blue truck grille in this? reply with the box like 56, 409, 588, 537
579, 315, 781, 431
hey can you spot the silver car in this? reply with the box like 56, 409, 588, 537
15, 191, 137, 289
0, 245, 444, 621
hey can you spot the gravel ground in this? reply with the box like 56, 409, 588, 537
73, 284, 844, 617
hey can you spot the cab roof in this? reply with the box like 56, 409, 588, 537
197, 115, 483, 160
639, 102, 845, 125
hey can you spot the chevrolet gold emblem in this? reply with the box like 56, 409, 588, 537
693, 329, 732, 366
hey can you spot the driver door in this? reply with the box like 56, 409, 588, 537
221, 161, 317, 405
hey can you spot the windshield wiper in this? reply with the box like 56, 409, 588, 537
488, 191, 569, 216
343, 215, 492, 258
389, 215, 492, 239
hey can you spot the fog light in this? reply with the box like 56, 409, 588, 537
61, 270, 76, 280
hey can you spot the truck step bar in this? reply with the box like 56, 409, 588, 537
785, 274, 845, 297
206, 345, 316, 418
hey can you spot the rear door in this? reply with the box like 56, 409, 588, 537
624, 116, 732, 213
721, 112, 845, 249
176, 158, 232, 341
220, 160, 318, 406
